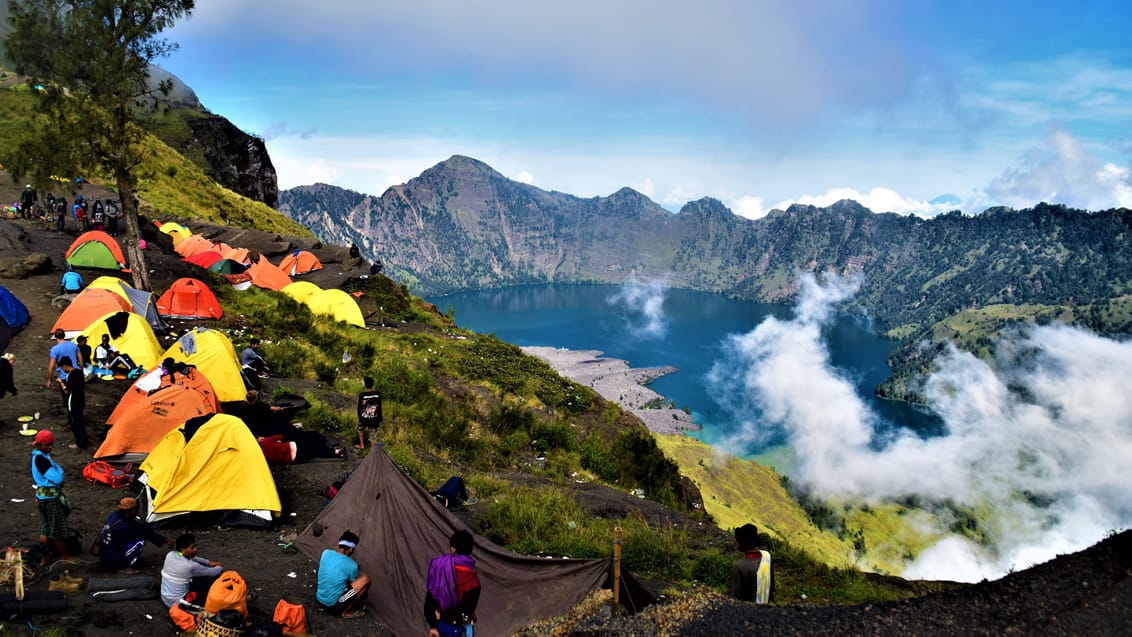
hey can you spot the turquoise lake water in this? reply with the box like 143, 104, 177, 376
429, 283, 940, 454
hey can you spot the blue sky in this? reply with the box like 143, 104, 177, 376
163, 0, 1132, 218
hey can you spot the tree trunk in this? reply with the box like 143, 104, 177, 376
116, 175, 151, 292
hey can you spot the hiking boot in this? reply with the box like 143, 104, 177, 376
61, 570, 85, 588
48, 572, 83, 594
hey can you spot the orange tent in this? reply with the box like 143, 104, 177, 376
65, 230, 127, 270
218, 245, 252, 265
157, 278, 224, 320
174, 234, 215, 258
246, 256, 292, 292
278, 250, 323, 276
50, 288, 132, 338
97, 366, 220, 462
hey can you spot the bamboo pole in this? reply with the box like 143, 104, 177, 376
612, 526, 622, 606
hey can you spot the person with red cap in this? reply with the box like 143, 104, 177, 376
31, 430, 73, 561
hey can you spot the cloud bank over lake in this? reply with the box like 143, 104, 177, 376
711, 273, 1132, 581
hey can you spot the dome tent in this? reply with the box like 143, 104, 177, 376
65, 230, 126, 270
139, 414, 281, 528
157, 278, 223, 320
278, 250, 323, 276
0, 286, 31, 352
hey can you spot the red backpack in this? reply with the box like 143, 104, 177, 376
82, 461, 134, 489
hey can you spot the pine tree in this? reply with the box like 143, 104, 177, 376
3, 0, 195, 291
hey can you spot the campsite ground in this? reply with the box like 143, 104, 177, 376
2, 171, 1132, 636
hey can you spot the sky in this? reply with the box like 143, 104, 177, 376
162, 1, 1132, 218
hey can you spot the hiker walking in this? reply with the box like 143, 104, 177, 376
356, 376, 382, 448
54, 197, 67, 233
425, 529, 481, 637
31, 430, 73, 561
19, 184, 37, 218
97, 496, 172, 573
105, 199, 120, 235
316, 530, 371, 618
55, 356, 89, 449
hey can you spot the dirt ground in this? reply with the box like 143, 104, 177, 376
0, 173, 399, 635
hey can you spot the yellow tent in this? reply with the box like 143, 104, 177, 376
305, 288, 365, 328
161, 327, 248, 402
78, 310, 162, 371
139, 414, 280, 527
157, 222, 191, 246
281, 281, 321, 303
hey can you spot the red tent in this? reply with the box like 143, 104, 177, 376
157, 278, 223, 320
184, 251, 224, 270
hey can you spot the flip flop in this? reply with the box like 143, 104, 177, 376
19, 429, 38, 437
17, 416, 35, 423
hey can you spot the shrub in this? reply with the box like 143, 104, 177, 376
691, 549, 733, 588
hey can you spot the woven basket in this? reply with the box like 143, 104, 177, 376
195, 616, 244, 637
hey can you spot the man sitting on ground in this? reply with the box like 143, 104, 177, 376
94, 333, 135, 373
240, 337, 270, 378
316, 530, 371, 618
160, 533, 224, 609
60, 266, 83, 294
97, 496, 172, 573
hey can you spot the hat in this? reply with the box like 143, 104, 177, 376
34, 430, 54, 445
118, 497, 139, 511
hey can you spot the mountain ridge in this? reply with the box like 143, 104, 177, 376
280, 155, 1132, 401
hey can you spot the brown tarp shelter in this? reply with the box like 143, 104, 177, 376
295, 447, 642, 637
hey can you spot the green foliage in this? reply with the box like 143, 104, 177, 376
450, 336, 592, 412
691, 549, 734, 588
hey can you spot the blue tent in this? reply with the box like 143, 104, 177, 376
0, 286, 31, 352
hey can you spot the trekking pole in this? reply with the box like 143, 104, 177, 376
612, 526, 622, 606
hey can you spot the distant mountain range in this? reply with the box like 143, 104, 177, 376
279, 155, 1132, 400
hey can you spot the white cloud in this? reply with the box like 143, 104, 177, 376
773, 186, 957, 217
729, 195, 767, 220
710, 273, 1132, 581
606, 279, 669, 339
970, 126, 1132, 212
514, 171, 534, 185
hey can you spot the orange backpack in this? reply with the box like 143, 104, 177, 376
272, 598, 308, 634
204, 570, 248, 619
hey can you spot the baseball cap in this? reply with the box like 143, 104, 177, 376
34, 430, 54, 445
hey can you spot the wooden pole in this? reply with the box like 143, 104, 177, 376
612, 526, 622, 606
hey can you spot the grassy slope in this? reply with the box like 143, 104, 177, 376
656, 435, 853, 567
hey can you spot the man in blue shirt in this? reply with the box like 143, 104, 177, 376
45, 329, 82, 389
316, 530, 371, 618
60, 266, 83, 294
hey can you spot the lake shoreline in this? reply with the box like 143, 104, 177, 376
522, 346, 701, 435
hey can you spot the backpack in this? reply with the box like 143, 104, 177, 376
272, 599, 308, 634
82, 461, 134, 488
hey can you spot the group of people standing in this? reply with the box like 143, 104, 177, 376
18, 185, 120, 235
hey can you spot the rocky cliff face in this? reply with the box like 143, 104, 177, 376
182, 114, 279, 209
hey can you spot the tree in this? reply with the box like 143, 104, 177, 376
4, 0, 195, 291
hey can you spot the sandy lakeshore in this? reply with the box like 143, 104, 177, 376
522, 346, 700, 435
